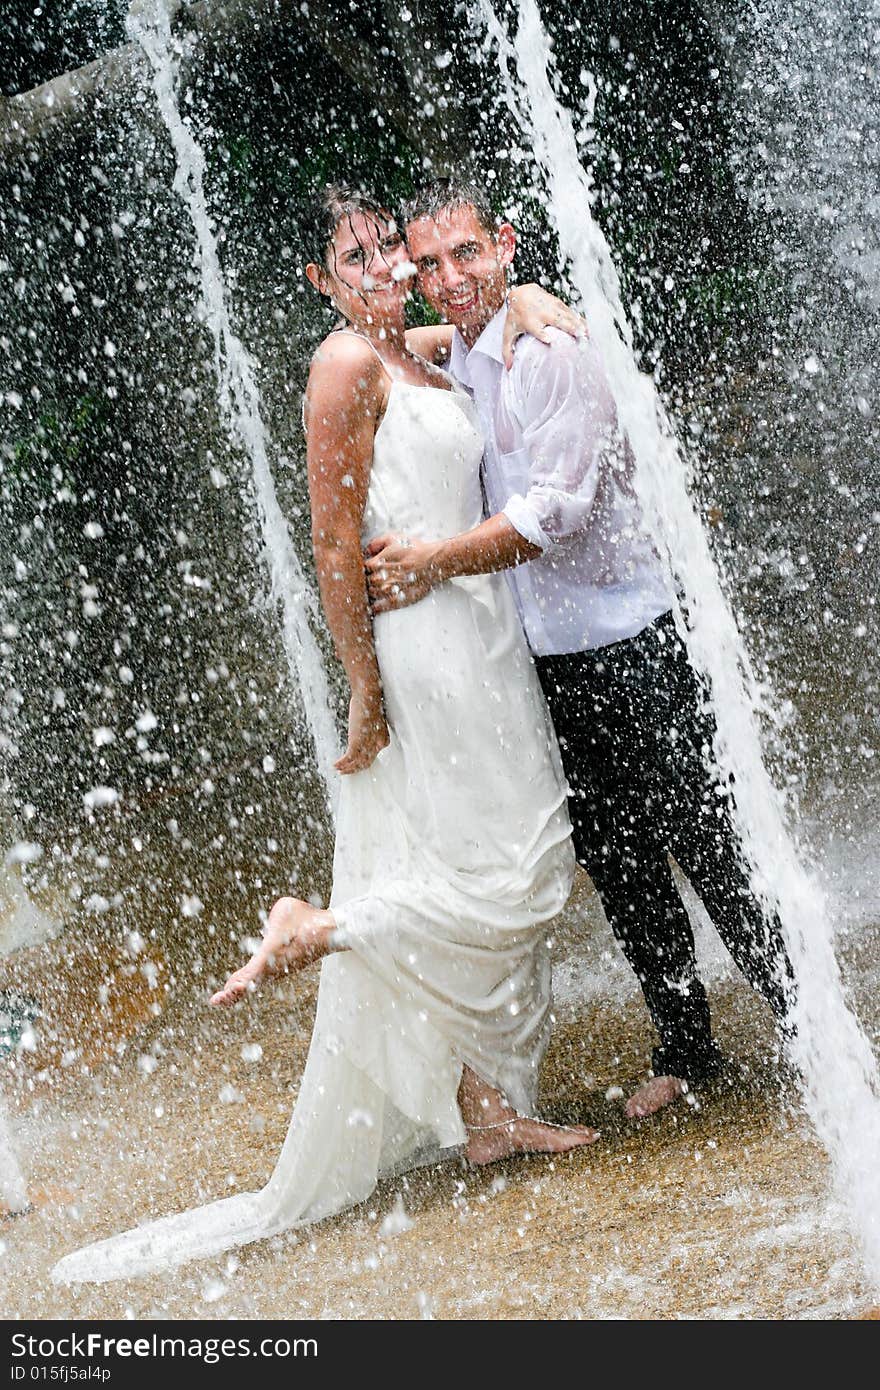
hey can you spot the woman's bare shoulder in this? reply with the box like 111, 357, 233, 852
309, 330, 380, 378
305, 332, 385, 433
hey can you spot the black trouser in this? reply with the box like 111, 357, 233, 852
536, 611, 794, 1083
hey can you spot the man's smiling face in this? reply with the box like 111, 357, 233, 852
405, 204, 516, 345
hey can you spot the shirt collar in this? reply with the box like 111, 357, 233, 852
449, 302, 508, 385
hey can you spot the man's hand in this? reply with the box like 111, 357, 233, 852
365, 533, 440, 614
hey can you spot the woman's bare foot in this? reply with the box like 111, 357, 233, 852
456, 1064, 599, 1165
624, 1074, 686, 1119
465, 1116, 600, 1166
209, 897, 334, 1006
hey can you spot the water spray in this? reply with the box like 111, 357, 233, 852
126, 0, 340, 817
475, 0, 880, 1286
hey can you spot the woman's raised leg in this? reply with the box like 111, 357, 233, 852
209, 897, 337, 1006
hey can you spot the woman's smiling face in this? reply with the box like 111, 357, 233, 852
315, 211, 414, 330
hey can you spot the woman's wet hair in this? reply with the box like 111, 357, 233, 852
302, 184, 395, 268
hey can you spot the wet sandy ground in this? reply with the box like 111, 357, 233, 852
1, 882, 878, 1321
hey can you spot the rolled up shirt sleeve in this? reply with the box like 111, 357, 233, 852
502, 492, 552, 551
501, 331, 622, 551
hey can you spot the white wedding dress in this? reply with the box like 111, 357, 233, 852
52, 363, 574, 1284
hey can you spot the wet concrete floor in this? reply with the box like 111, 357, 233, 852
1, 885, 877, 1320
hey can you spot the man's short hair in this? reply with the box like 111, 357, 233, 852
400, 179, 500, 238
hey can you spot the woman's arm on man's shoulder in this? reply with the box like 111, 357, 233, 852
403, 286, 585, 368
404, 324, 453, 364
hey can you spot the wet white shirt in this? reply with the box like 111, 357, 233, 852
448, 304, 672, 657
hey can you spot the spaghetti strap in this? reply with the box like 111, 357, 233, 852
334, 329, 459, 397
303, 330, 391, 434
335, 328, 392, 379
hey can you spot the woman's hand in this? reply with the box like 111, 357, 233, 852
504, 284, 586, 369
334, 687, 390, 775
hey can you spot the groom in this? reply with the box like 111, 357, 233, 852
368, 179, 794, 1117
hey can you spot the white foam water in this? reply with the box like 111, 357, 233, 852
127, 1, 339, 814
476, 0, 880, 1286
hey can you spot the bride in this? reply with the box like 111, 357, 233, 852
52, 187, 597, 1284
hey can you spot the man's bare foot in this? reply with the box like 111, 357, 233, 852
209, 897, 333, 1006
624, 1075, 686, 1119
465, 1116, 600, 1166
